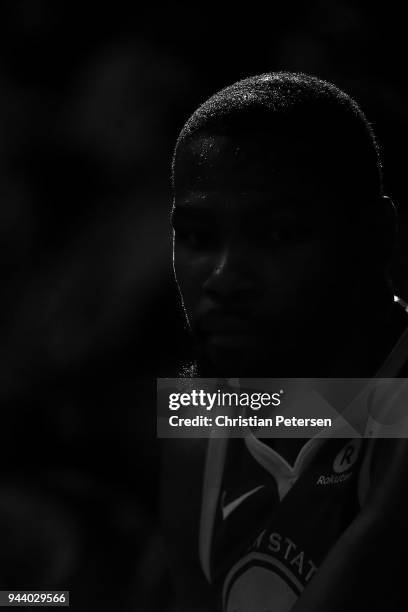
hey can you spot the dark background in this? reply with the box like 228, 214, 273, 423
0, 2, 407, 610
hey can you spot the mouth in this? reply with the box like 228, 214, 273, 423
205, 331, 260, 350
197, 313, 261, 349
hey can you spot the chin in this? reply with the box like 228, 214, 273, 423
194, 350, 271, 378
194, 344, 311, 377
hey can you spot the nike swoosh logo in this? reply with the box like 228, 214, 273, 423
221, 485, 265, 520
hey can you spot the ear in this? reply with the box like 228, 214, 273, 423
373, 194, 397, 262
381, 194, 397, 216
379, 194, 397, 231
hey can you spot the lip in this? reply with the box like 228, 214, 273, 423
205, 330, 260, 349
197, 312, 261, 349
198, 312, 256, 334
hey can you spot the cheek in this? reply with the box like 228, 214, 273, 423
261, 243, 339, 307
173, 248, 210, 314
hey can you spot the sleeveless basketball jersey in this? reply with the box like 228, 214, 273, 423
199, 297, 408, 612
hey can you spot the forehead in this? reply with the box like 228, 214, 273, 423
175, 132, 332, 198
174, 133, 336, 217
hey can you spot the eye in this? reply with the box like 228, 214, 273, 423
249, 222, 312, 248
174, 225, 216, 251
270, 222, 313, 244
270, 227, 297, 243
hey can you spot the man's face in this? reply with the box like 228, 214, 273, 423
172, 133, 362, 376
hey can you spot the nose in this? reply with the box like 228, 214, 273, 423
203, 242, 258, 303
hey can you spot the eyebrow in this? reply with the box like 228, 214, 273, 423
170, 203, 215, 227
171, 192, 312, 225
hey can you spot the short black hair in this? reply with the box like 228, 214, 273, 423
172, 72, 383, 201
